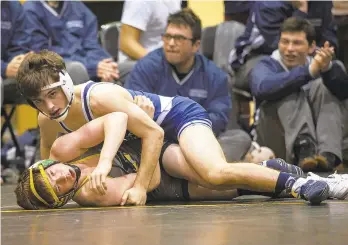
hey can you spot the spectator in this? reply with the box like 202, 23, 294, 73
250, 17, 347, 172
1, 1, 31, 105
118, 0, 182, 63
23, 1, 120, 84
342, 100, 348, 168
125, 8, 252, 162
223, 0, 254, 25
332, 1, 348, 71
229, 0, 337, 92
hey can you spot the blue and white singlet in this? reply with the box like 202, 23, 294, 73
59, 81, 212, 142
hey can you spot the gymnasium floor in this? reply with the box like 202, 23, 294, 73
2, 183, 348, 245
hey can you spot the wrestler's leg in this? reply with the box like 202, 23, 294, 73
177, 125, 329, 204
161, 143, 215, 189
187, 184, 239, 200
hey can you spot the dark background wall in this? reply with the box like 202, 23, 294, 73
83, 1, 125, 26
83, 1, 188, 26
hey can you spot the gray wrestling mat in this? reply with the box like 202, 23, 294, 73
2, 183, 348, 245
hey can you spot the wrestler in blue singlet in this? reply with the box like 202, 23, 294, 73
59, 81, 212, 142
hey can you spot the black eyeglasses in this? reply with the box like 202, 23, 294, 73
161, 33, 194, 43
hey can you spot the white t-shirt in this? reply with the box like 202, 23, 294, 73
119, 0, 182, 62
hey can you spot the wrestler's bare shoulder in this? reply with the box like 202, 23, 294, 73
89, 82, 132, 101
37, 113, 62, 132
73, 84, 84, 98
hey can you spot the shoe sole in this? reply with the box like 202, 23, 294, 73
305, 181, 330, 205
332, 181, 348, 200
299, 158, 318, 172
308, 173, 348, 200
338, 188, 348, 200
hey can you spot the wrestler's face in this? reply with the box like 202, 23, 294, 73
278, 31, 315, 69
163, 24, 200, 68
31, 86, 68, 117
45, 163, 76, 196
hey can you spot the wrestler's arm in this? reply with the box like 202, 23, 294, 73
90, 85, 163, 199
49, 112, 128, 163
74, 174, 136, 206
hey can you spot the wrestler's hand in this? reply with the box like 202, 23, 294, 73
134, 95, 155, 119
89, 161, 111, 195
120, 186, 147, 206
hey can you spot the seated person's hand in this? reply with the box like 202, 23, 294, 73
134, 95, 155, 119
291, 0, 308, 13
97, 58, 120, 82
6, 53, 31, 79
314, 41, 334, 72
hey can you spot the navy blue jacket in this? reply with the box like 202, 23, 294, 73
23, 1, 111, 79
1, 1, 30, 78
230, 1, 337, 69
125, 49, 232, 136
321, 63, 348, 101
250, 52, 348, 103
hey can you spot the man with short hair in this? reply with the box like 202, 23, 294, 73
229, 0, 337, 92
125, 8, 251, 161
250, 17, 348, 172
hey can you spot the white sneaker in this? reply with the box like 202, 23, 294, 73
328, 171, 348, 180
307, 172, 348, 200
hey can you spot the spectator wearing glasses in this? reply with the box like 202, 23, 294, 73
125, 8, 253, 162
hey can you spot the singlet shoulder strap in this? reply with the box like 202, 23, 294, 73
74, 176, 90, 197
81, 81, 97, 122
69, 153, 100, 198
58, 122, 73, 133
58, 81, 97, 132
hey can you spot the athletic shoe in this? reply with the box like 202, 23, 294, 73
307, 172, 348, 200
328, 171, 348, 180
291, 177, 329, 205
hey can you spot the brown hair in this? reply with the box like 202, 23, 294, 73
167, 8, 202, 42
14, 169, 56, 209
280, 17, 316, 45
17, 50, 66, 99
